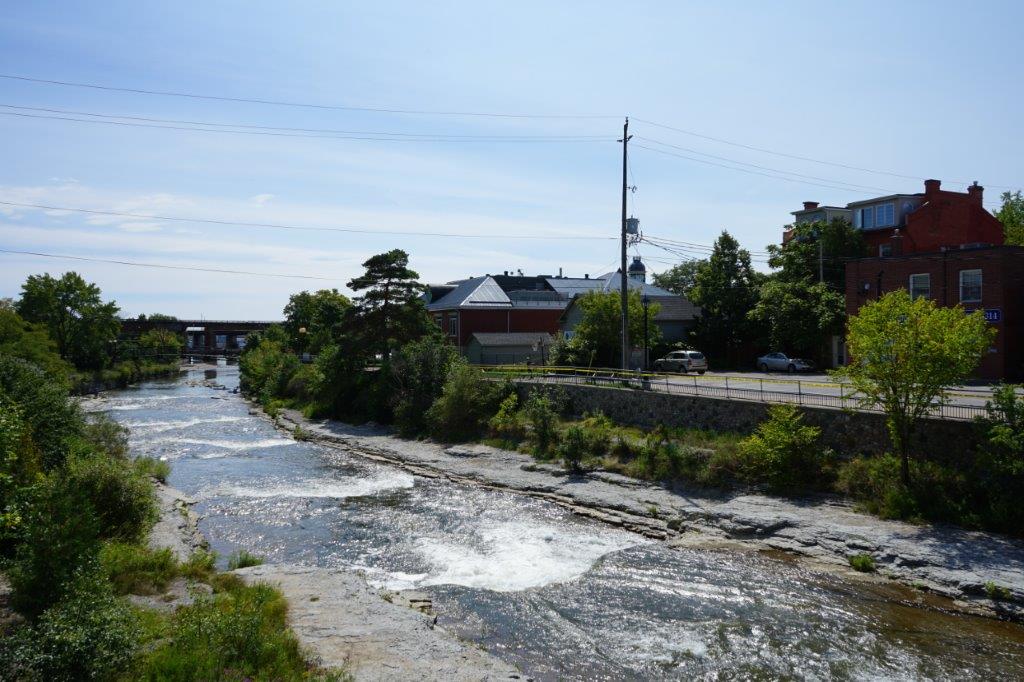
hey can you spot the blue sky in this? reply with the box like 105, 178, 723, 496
1, 1, 1020, 319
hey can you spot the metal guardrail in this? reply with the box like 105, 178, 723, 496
480, 365, 990, 422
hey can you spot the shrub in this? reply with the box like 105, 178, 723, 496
557, 425, 588, 472
64, 451, 157, 543
283, 363, 319, 404
228, 550, 265, 570
425, 361, 498, 441
82, 412, 130, 459
985, 581, 1012, 600
836, 454, 972, 525
973, 383, 1024, 535
141, 580, 314, 681
100, 542, 179, 595
180, 549, 217, 582
0, 356, 83, 471
488, 392, 526, 442
9, 474, 102, 617
134, 456, 171, 484
0, 565, 140, 680
628, 428, 697, 482
524, 391, 560, 457
735, 405, 831, 492
848, 554, 876, 573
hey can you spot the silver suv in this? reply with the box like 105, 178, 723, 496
653, 350, 708, 374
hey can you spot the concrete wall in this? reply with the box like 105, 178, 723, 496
515, 382, 979, 462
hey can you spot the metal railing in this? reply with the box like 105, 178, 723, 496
480, 364, 991, 422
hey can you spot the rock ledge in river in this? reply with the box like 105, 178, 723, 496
234, 564, 525, 681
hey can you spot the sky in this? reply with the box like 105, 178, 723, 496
1, 1, 1021, 319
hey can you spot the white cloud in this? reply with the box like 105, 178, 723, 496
250, 193, 275, 206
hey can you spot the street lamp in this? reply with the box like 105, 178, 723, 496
641, 294, 650, 371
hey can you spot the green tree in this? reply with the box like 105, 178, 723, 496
996, 190, 1024, 246
835, 289, 993, 485
346, 250, 431, 360
748, 279, 845, 360
567, 290, 661, 368
282, 289, 351, 353
0, 307, 72, 381
15, 272, 120, 370
651, 260, 705, 298
137, 328, 183, 361
389, 335, 459, 436
767, 218, 866, 290
689, 231, 764, 365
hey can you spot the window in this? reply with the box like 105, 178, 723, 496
960, 269, 982, 303
860, 206, 875, 229
448, 314, 458, 338
879, 244, 892, 257
909, 273, 930, 300
235, 335, 247, 348
215, 334, 227, 349
876, 203, 895, 227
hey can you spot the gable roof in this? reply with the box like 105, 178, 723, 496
426, 276, 512, 311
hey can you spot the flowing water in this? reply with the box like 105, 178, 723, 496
101, 366, 1024, 681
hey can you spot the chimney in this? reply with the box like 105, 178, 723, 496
803, 201, 819, 211
584, 273, 589, 279
558, 267, 563, 278
967, 181, 984, 206
924, 179, 941, 197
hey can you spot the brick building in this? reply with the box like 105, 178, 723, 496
845, 246, 1024, 381
792, 179, 1003, 257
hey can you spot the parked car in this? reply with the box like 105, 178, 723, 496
756, 352, 814, 373
652, 350, 708, 374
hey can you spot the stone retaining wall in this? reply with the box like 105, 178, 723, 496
515, 382, 980, 461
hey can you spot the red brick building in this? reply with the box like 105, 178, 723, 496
793, 179, 1003, 256
845, 247, 1024, 381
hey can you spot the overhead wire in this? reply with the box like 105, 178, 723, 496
0, 248, 338, 280
0, 74, 618, 120
0, 200, 616, 241
633, 117, 1018, 191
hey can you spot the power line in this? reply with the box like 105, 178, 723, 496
0, 73, 617, 120
0, 248, 337, 280
0, 200, 615, 241
0, 104, 608, 139
635, 135, 897, 195
633, 117, 1018, 191
0, 102, 606, 139
0, 110, 613, 144
644, 233, 770, 256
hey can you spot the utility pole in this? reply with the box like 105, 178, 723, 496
818, 239, 824, 284
619, 117, 631, 370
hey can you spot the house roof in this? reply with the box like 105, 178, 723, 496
469, 332, 554, 347
846, 193, 921, 207
425, 276, 512, 310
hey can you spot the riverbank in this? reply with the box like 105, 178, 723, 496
264, 405, 1024, 623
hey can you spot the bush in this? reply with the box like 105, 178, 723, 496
9, 474, 102, 617
973, 384, 1024, 535
134, 456, 171, 484
524, 391, 561, 457
628, 428, 696, 482
836, 454, 972, 525
82, 412, 130, 459
0, 356, 83, 471
228, 550, 265, 570
557, 425, 588, 472
141, 580, 315, 681
848, 554, 876, 573
0, 565, 140, 681
64, 451, 157, 543
100, 542, 179, 595
424, 361, 499, 442
735, 405, 831, 492
488, 392, 526, 442
180, 549, 217, 582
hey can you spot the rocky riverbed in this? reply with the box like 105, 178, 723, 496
148, 481, 524, 679
267, 406, 1024, 623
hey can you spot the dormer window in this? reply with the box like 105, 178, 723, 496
853, 203, 895, 229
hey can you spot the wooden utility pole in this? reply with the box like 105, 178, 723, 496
619, 117, 631, 370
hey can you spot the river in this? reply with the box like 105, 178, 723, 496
99, 365, 1024, 680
